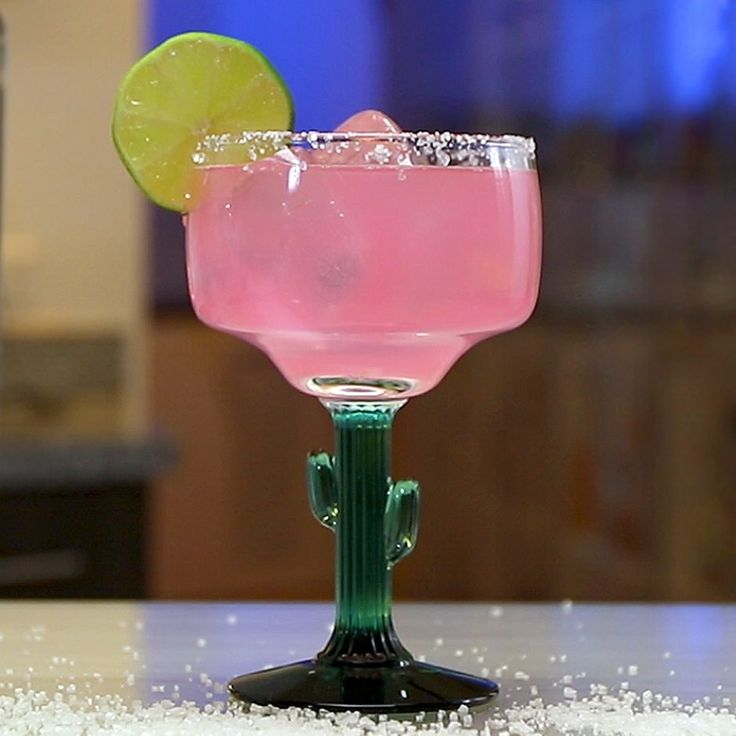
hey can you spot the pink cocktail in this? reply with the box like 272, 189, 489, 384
187, 136, 541, 400
185, 126, 542, 713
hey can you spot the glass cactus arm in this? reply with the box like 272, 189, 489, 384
308, 451, 338, 529
385, 480, 420, 567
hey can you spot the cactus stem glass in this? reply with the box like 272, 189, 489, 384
228, 399, 498, 711
186, 129, 542, 712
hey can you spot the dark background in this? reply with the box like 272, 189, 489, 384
2, 0, 736, 602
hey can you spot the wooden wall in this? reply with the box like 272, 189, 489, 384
148, 315, 736, 602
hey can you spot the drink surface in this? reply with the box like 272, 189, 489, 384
186, 156, 542, 399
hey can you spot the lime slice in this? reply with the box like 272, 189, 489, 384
112, 32, 293, 211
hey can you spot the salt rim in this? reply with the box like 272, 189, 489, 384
199, 131, 535, 153
193, 131, 536, 169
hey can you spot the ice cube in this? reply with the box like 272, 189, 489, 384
311, 109, 410, 166
334, 109, 403, 134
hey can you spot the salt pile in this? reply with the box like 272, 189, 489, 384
2, 689, 736, 735
497, 691, 736, 735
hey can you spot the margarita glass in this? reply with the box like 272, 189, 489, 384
185, 130, 542, 712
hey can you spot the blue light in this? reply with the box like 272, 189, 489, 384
551, 0, 735, 123
554, 0, 604, 121
149, 1, 736, 128
149, 0, 386, 130
664, 0, 731, 113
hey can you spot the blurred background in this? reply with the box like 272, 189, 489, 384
1, 0, 735, 602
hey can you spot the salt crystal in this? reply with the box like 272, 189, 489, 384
434, 149, 451, 166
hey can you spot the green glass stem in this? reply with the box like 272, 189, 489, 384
308, 400, 420, 667
230, 397, 497, 711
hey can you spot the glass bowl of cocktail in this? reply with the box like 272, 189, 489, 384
188, 124, 540, 403
113, 33, 542, 714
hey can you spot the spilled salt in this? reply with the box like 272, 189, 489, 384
1, 688, 736, 734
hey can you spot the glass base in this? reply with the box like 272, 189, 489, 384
229, 659, 498, 713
